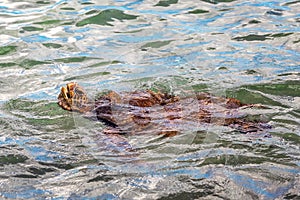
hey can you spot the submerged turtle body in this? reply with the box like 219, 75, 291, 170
58, 82, 270, 136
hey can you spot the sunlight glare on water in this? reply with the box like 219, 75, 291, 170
0, 0, 299, 199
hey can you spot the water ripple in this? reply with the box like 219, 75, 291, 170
0, 0, 299, 199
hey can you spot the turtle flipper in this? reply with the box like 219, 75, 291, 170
94, 131, 135, 155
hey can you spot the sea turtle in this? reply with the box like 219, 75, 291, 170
58, 82, 271, 136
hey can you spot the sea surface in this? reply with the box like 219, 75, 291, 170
0, 0, 299, 199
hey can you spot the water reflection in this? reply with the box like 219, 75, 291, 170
0, 0, 299, 199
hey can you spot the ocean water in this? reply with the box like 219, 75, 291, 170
0, 0, 299, 199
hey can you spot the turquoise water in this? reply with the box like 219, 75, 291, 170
0, 0, 300, 199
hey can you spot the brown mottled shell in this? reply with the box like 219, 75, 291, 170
58, 82, 270, 136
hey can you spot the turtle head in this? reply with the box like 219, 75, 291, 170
58, 82, 92, 113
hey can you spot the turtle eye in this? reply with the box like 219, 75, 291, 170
67, 82, 76, 92
66, 83, 77, 98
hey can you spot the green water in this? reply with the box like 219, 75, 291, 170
0, 0, 299, 199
